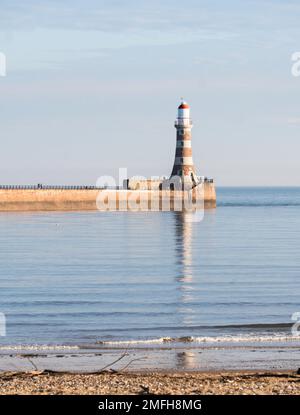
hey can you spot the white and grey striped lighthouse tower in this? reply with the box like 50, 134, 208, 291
170, 100, 198, 189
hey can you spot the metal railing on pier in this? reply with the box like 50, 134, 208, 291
0, 184, 121, 190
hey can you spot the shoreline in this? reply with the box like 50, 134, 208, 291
0, 342, 299, 374
0, 370, 299, 395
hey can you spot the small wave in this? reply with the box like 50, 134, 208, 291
191, 335, 300, 343
0, 345, 79, 351
94, 334, 300, 346
96, 337, 173, 345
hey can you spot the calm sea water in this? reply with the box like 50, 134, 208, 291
0, 187, 300, 351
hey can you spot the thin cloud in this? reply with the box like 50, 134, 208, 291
0, 0, 247, 34
287, 117, 300, 125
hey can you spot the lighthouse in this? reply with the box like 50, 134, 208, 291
170, 100, 198, 189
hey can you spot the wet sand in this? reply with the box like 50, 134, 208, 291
0, 370, 299, 395
1, 344, 299, 394
0, 344, 299, 373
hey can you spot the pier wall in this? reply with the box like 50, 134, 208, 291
0, 183, 216, 211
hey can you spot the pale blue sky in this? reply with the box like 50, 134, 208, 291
0, 0, 299, 186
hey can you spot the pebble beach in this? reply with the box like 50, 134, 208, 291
0, 370, 299, 395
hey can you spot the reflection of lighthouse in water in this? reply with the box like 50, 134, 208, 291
174, 212, 199, 369
175, 213, 194, 283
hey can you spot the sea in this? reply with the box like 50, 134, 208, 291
0, 187, 299, 371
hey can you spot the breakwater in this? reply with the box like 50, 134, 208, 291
0, 182, 216, 211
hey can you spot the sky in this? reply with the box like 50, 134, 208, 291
0, 0, 299, 186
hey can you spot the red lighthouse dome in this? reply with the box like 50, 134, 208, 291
178, 101, 189, 109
